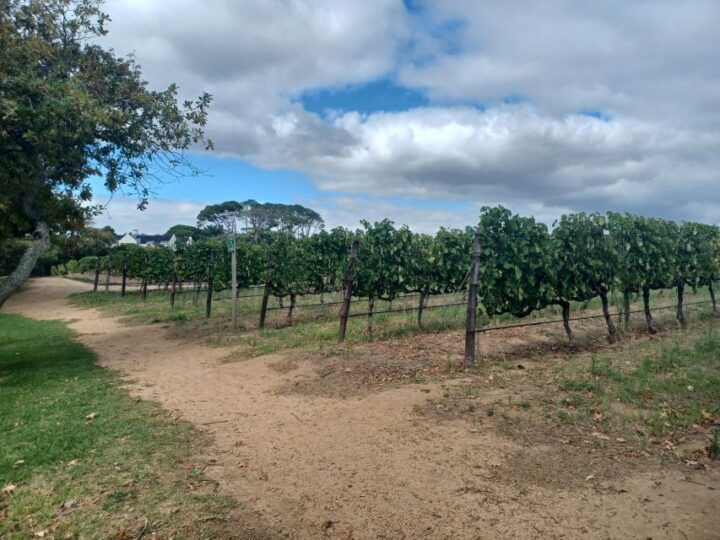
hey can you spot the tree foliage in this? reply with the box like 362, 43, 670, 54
196, 201, 243, 233
70, 205, 720, 341
477, 206, 555, 317
0, 0, 212, 306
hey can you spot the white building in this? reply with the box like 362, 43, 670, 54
117, 232, 139, 245
115, 232, 191, 249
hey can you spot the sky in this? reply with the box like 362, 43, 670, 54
92, 0, 720, 234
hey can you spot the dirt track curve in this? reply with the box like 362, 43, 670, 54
4, 277, 719, 539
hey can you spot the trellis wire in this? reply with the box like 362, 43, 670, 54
347, 301, 466, 318
474, 300, 712, 334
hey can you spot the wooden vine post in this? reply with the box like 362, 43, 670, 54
93, 263, 100, 292
205, 250, 215, 320
464, 232, 481, 369
141, 252, 149, 301
676, 283, 686, 329
121, 253, 128, 297
170, 255, 178, 309
228, 233, 238, 331
338, 240, 359, 343
104, 258, 111, 291
258, 250, 274, 330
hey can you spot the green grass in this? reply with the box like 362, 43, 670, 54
556, 327, 720, 438
69, 284, 716, 361
0, 314, 239, 538
70, 289, 471, 357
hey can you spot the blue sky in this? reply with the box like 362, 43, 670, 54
94, 0, 720, 233
298, 79, 428, 117
91, 155, 317, 207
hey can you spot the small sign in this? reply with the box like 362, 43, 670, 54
226, 234, 236, 252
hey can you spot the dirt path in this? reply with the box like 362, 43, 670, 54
4, 278, 719, 539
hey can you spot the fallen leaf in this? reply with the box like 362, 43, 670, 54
34, 531, 48, 538
592, 432, 610, 441
13, 460, 25, 468
615, 437, 627, 443
85, 412, 97, 421
585, 474, 595, 481
2, 483, 17, 496
67, 459, 79, 466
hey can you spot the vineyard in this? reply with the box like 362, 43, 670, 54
60, 207, 720, 365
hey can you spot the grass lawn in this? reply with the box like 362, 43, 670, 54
0, 314, 240, 539
69, 284, 715, 361
556, 325, 720, 440
421, 320, 720, 464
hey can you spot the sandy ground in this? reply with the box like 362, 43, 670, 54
4, 277, 720, 539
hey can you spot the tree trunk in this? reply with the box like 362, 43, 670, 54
710, 283, 717, 315
676, 283, 686, 329
0, 222, 50, 309
613, 289, 623, 326
642, 287, 657, 334
417, 292, 429, 329
560, 301, 573, 341
286, 293, 297, 325
367, 296, 375, 340
193, 281, 201, 306
279, 296, 284, 309
104, 261, 111, 291
600, 290, 618, 343
623, 291, 631, 331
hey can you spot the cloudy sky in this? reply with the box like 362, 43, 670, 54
92, 0, 720, 234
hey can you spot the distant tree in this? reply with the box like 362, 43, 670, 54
165, 224, 223, 240
196, 201, 243, 233
57, 225, 117, 261
238, 200, 324, 242
277, 204, 324, 237
100, 225, 117, 237
0, 0, 212, 307
166, 224, 203, 239
238, 200, 279, 243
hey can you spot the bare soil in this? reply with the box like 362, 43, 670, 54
4, 277, 719, 539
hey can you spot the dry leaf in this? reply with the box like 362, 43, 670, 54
62, 499, 79, 510
13, 459, 25, 468
2, 483, 17, 496
615, 437, 627, 443
67, 459, 79, 466
85, 412, 98, 421
592, 432, 610, 441
585, 474, 595, 481
34, 531, 48, 538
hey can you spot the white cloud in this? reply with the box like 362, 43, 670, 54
399, 1, 720, 127
91, 196, 206, 234
250, 105, 720, 222
96, 0, 720, 226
